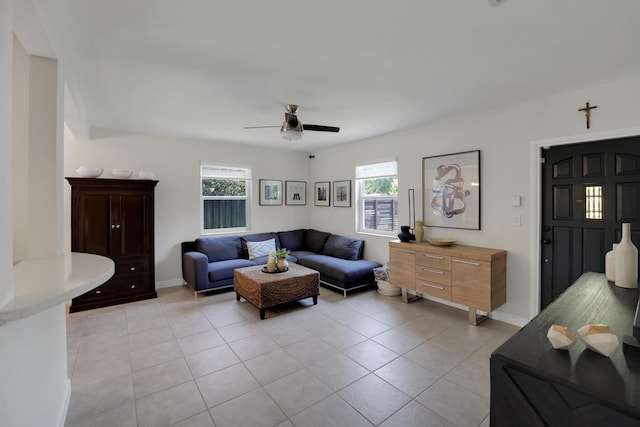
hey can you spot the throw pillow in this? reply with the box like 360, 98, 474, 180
246, 238, 276, 260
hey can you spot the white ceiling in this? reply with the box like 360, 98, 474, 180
27, 0, 640, 151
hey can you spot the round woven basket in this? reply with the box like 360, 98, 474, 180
377, 280, 401, 296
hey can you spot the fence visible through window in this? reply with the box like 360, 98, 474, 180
203, 200, 246, 229
364, 199, 398, 232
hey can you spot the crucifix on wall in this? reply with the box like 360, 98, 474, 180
578, 102, 598, 129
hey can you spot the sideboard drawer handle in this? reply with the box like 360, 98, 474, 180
422, 254, 444, 260
422, 268, 444, 275
453, 259, 481, 266
95, 290, 102, 294
395, 249, 414, 254
419, 282, 444, 290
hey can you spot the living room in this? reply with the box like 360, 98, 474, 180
3, 1, 640, 426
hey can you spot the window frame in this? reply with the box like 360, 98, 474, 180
355, 160, 398, 237
200, 162, 252, 235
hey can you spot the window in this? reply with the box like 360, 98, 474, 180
356, 161, 398, 235
201, 163, 251, 232
585, 185, 603, 220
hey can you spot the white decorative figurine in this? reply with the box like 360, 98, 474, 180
547, 324, 576, 350
577, 324, 619, 357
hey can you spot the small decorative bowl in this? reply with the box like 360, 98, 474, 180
111, 169, 133, 179
137, 171, 155, 180
427, 238, 455, 246
76, 166, 103, 178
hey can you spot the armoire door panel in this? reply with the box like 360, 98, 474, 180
119, 194, 149, 258
77, 194, 112, 256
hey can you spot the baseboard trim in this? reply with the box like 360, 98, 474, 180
57, 378, 71, 427
414, 293, 528, 327
155, 279, 185, 289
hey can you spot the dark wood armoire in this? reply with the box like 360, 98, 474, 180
66, 178, 158, 312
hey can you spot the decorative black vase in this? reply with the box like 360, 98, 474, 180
398, 225, 415, 242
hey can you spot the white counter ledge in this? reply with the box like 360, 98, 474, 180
0, 253, 114, 323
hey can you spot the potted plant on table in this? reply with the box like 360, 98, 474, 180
275, 248, 291, 272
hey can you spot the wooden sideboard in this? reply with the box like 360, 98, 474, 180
388, 240, 506, 325
490, 273, 640, 426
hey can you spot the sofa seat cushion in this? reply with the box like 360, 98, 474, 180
251, 254, 298, 265
196, 236, 243, 262
297, 255, 380, 287
278, 229, 307, 251
323, 235, 363, 261
208, 259, 256, 282
290, 250, 316, 260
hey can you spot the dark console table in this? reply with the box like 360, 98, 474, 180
490, 272, 640, 426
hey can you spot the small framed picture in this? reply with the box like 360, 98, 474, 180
285, 181, 306, 205
333, 180, 352, 207
259, 179, 283, 205
314, 181, 330, 206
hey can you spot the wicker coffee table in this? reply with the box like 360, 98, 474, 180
234, 263, 320, 319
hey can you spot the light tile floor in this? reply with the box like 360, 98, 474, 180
65, 285, 518, 427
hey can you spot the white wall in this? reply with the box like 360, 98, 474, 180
310, 75, 640, 324
1, 4, 71, 426
64, 130, 313, 286
64, 76, 640, 324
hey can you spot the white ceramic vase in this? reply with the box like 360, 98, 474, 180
414, 221, 424, 242
605, 243, 618, 282
615, 223, 638, 289
277, 258, 288, 272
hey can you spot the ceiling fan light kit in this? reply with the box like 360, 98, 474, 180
246, 104, 340, 141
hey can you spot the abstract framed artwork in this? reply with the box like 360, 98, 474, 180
285, 181, 306, 205
314, 181, 330, 206
259, 179, 283, 206
423, 150, 480, 230
333, 180, 351, 207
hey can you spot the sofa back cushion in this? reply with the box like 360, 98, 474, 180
305, 229, 331, 253
278, 229, 307, 251
323, 235, 364, 261
241, 232, 280, 258
195, 236, 243, 262
246, 238, 276, 260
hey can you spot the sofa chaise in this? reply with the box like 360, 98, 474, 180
181, 229, 381, 298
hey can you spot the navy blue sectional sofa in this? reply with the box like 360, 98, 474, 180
181, 229, 381, 298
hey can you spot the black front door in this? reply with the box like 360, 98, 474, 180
541, 136, 640, 309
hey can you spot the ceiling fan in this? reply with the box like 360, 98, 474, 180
244, 104, 340, 141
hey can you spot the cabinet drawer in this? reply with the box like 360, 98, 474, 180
390, 248, 415, 265
74, 281, 119, 302
116, 259, 147, 276
451, 258, 491, 311
416, 280, 452, 301
416, 252, 451, 270
111, 274, 150, 295
415, 265, 451, 286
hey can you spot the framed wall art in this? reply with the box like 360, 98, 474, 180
259, 179, 283, 206
423, 150, 480, 230
314, 181, 330, 206
285, 181, 306, 205
333, 180, 351, 207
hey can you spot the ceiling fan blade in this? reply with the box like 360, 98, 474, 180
243, 126, 281, 129
302, 124, 340, 132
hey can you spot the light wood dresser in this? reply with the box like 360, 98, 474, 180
389, 240, 507, 325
